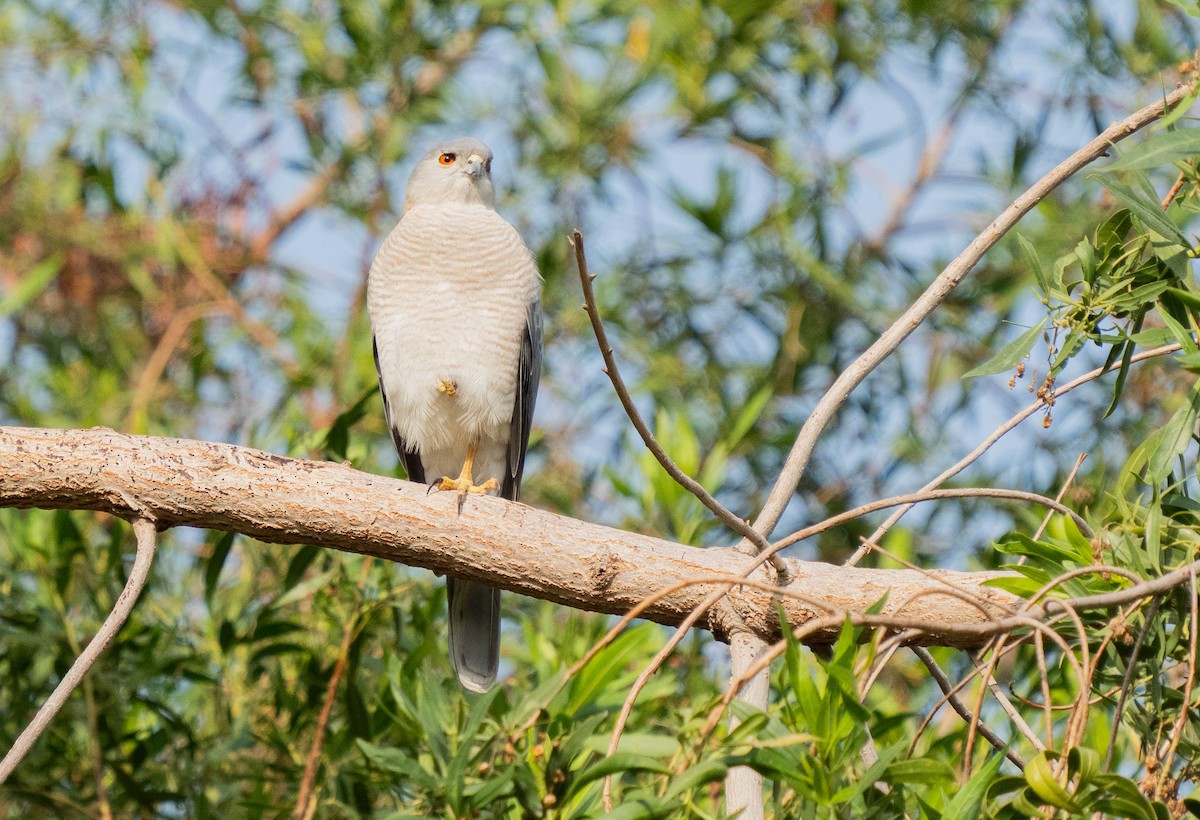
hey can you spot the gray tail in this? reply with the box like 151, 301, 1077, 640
447, 578, 500, 693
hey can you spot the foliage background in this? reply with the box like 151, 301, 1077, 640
1, 0, 1199, 816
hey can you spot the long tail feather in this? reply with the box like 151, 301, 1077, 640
447, 578, 500, 693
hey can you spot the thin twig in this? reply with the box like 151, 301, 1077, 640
1034, 630, 1054, 747
1158, 567, 1197, 800
964, 619, 1081, 777
914, 647, 1027, 768
974, 655, 1046, 752
1032, 452, 1087, 543
1162, 170, 1187, 209
706, 559, 1200, 742
846, 342, 1181, 567
755, 84, 1196, 540
773, 486, 1094, 554
909, 637, 1026, 757
570, 230, 788, 577
0, 518, 158, 784
169, 221, 303, 381
598, 484, 1059, 802
292, 557, 375, 820
858, 632, 915, 700
1105, 595, 1161, 768
125, 303, 214, 432
859, 539, 1002, 619
513, 571, 849, 739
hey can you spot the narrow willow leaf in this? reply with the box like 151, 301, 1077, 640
1097, 129, 1200, 172
0, 253, 63, 317
1103, 338, 1136, 419
563, 753, 671, 802
964, 322, 1044, 378
1162, 0, 1200, 18
942, 752, 1004, 820
1142, 383, 1200, 485
204, 531, 236, 605
1018, 234, 1049, 294
1098, 178, 1187, 245
267, 567, 337, 610
1157, 307, 1197, 354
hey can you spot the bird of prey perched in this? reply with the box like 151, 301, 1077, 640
367, 137, 543, 693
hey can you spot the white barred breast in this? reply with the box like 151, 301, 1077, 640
367, 202, 541, 482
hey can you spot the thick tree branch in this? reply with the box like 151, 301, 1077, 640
0, 426, 1017, 647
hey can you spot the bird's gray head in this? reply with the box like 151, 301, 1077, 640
403, 137, 496, 212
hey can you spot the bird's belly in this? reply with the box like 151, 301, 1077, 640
374, 285, 523, 465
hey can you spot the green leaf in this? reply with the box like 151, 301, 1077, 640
964, 323, 1044, 378
566, 624, 655, 716
283, 545, 320, 589
942, 752, 1004, 820
1019, 234, 1050, 295
663, 760, 728, 801
1128, 327, 1176, 347
1097, 129, 1200, 172
1161, 87, 1200, 129
0, 253, 63, 317
322, 387, 375, 461
267, 567, 337, 610
204, 532, 235, 605
563, 753, 672, 803
1163, 0, 1200, 18
595, 798, 669, 820
726, 384, 774, 448
1143, 383, 1200, 484
1144, 495, 1163, 569
584, 733, 681, 759
1103, 338, 1136, 419
1024, 751, 1082, 811
357, 740, 442, 791
831, 742, 903, 804
883, 758, 956, 785
994, 533, 1082, 566
1066, 746, 1099, 785
1096, 177, 1187, 245
1091, 773, 1160, 820
1157, 308, 1197, 354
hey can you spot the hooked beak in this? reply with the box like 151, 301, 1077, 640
463, 154, 485, 179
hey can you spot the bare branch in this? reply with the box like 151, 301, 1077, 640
1158, 568, 1197, 800
772, 486, 1094, 555
754, 82, 1197, 539
1105, 595, 1161, 768
914, 647, 1027, 768
570, 230, 788, 576
1032, 452, 1087, 543
0, 518, 158, 784
846, 343, 1182, 567
293, 557, 375, 820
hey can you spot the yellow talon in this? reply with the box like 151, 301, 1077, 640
436, 475, 498, 495
437, 378, 458, 397
435, 440, 497, 511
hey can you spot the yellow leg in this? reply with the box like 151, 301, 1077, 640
435, 440, 498, 507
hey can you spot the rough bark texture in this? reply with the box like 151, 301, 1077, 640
0, 426, 1018, 644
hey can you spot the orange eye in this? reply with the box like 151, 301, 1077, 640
438, 152, 456, 166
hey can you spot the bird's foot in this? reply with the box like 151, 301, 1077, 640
435, 475, 498, 495
435, 474, 498, 512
